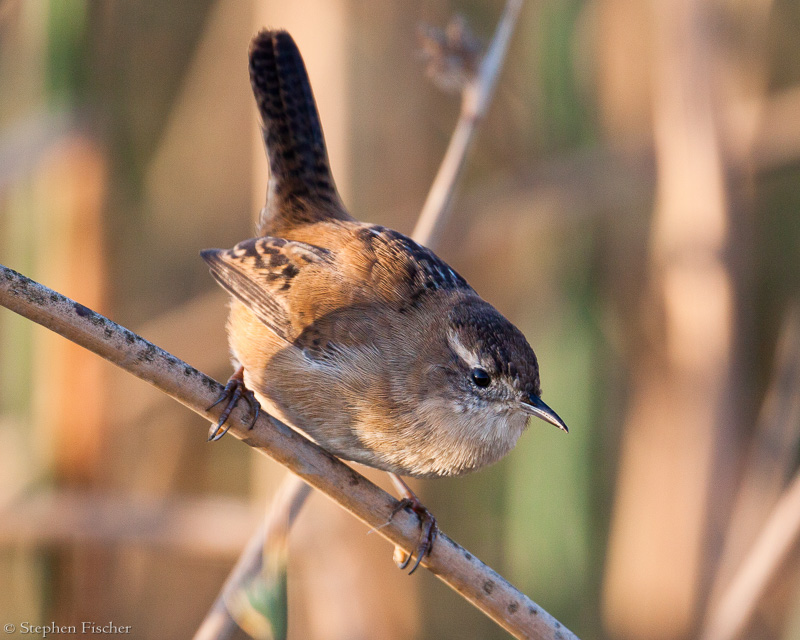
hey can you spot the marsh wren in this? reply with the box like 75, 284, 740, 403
202, 30, 567, 570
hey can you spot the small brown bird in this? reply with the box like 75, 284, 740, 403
202, 30, 567, 571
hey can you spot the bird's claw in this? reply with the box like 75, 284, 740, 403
207, 369, 260, 441
390, 497, 438, 575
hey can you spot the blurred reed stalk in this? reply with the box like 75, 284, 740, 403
602, 0, 743, 636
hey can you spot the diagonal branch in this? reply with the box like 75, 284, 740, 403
0, 264, 578, 640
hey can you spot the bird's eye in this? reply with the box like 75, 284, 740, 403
471, 368, 491, 388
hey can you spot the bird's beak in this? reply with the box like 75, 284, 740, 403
521, 395, 568, 433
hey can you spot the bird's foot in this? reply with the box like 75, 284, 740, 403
207, 367, 261, 441
390, 495, 438, 575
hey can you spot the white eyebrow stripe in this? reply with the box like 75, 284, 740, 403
447, 328, 480, 367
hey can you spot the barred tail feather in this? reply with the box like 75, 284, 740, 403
249, 30, 351, 234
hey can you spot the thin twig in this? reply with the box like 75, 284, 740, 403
0, 264, 578, 640
412, 0, 524, 247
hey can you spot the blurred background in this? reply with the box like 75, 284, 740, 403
1, 0, 799, 638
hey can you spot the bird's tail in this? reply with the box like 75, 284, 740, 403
249, 30, 350, 235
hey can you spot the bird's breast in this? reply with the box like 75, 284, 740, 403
349, 394, 528, 478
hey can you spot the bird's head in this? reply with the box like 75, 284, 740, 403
444, 299, 568, 433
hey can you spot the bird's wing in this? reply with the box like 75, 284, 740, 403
202, 224, 474, 343
201, 237, 333, 342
